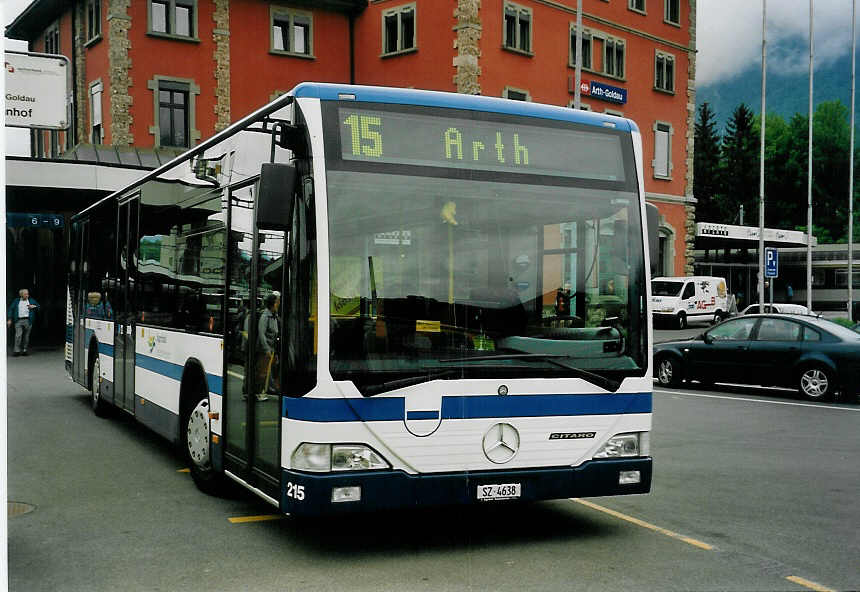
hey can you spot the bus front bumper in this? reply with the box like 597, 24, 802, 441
281, 457, 651, 516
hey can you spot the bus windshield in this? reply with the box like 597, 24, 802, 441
323, 104, 646, 391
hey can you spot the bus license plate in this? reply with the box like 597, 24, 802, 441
477, 483, 521, 501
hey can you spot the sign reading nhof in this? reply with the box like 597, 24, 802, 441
5, 51, 70, 130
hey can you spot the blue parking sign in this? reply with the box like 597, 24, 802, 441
765, 247, 778, 278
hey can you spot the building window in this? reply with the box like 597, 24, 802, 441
569, 26, 592, 70
605, 109, 624, 117
90, 81, 103, 144
86, 0, 101, 42
149, 0, 195, 39
653, 121, 673, 179
629, 0, 646, 14
382, 4, 416, 56
503, 3, 532, 54
665, 0, 680, 25
271, 7, 313, 56
655, 51, 675, 92
158, 82, 189, 147
504, 87, 530, 101
44, 24, 60, 54
604, 37, 625, 79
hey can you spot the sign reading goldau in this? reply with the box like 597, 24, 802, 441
5, 51, 70, 130
337, 107, 627, 182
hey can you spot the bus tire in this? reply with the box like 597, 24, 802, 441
655, 355, 681, 387
676, 312, 687, 330
183, 394, 230, 496
90, 354, 110, 417
798, 365, 835, 401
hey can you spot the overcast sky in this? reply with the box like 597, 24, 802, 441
3, 0, 859, 156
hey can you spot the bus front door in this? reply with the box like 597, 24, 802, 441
223, 182, 284, 499
113, 197, 139, 412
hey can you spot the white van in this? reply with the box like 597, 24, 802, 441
651, 276, 728, 328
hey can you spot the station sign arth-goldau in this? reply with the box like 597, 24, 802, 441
5, 51, 70, 130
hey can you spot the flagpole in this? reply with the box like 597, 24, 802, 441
574, 0, 583, 109
758, 0, 767, 308
849, 0, 856, 321
807, 0, 815, 311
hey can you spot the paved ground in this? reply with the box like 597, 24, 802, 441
7, 350, 860, 591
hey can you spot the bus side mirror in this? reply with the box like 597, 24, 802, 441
257, 163, 297, 231
645, 203, 659, 276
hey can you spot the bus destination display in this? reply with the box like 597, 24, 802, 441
338, 108, 626, 182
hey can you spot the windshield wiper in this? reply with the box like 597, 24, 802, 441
440, 353, 622, 392
359, 369, 460, 397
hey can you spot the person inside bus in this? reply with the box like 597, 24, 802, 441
255, 292, 281, 400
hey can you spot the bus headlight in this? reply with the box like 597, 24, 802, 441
332, 445, 389, 471
592, 432, 647, 458
291, 443, 390, 472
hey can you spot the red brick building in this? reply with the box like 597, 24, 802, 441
7, 0, 697, 275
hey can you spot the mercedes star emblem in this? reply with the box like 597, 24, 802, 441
482, 423, 520, 464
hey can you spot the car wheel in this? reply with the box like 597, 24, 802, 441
90, 356, 110, 417
656, 356, 681, 387
798, 366, 835, 401
677, 312, 687, 330
183, 395, 230, 496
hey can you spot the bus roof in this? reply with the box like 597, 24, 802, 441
293, 82, 637, 133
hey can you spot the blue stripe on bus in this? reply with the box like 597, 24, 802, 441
98, 342, 114, 357
135, 353, 223, 396
292, 83, 634, 132
283, 393, 651, 422
406, 410, 440, 421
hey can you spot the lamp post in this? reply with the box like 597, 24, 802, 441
758, 0, 767, 307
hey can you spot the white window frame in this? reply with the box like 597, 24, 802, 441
271, 6, 314, 58
664, 0, 681, 25
652, 121, 673, 180
605, 108, 624, 117
568, 100, 592, 111
89, 80, 104, 144
44, 23, 60, 55
654, 50, 675, 93
381, 3, 417, 57
628, 0, 646, 14
569, 24, 592, 70
503, 2, 533, 55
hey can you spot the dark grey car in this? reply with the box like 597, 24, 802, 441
653, 314, 860, 401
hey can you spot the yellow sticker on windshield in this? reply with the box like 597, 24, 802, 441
416, 320, 441, 333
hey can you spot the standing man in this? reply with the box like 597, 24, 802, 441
7, 288, 39, 357
255, 292, 281, 400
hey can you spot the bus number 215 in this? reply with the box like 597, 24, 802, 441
286, 482, 305, 501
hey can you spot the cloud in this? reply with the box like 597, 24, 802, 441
697, 0, 856, 87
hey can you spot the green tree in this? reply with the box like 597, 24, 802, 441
693, 102, 723, 222
721, 104, 760, 224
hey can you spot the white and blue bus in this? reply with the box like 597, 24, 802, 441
66, 83, 653, 515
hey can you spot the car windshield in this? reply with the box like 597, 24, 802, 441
652, 281, 684, 297
322, 104, 647, 392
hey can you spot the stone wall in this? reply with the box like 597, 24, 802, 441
107, 0, 133, 146
213, 0, 231, 132
453, 0, 481, 95
684, 0, 697, 275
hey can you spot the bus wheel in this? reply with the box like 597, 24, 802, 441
655, 356, 681, 387
798, 366, 834, 401
676, 312, 687, 329
183, 396, 229, 496
90, 356, 109, 417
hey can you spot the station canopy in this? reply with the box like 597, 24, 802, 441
695, 222, 816, 250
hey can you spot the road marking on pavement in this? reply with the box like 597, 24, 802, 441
785, 575, 835, 592
177, 468, 190, 473
571, 499, 714, 550
228, 514, 281, 524
653, 389, 860, 411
